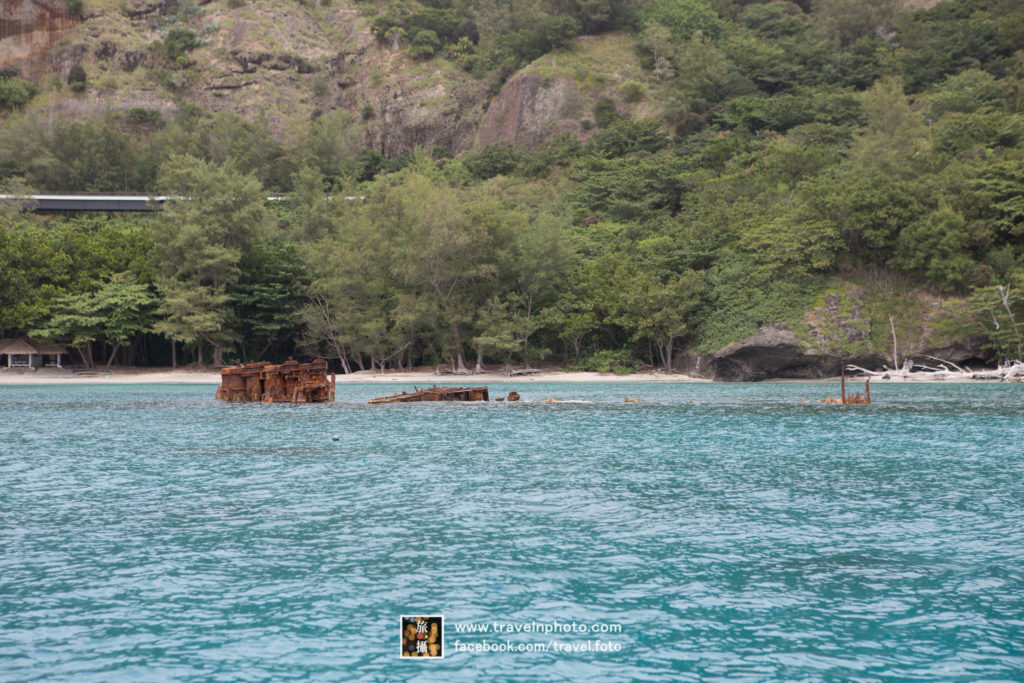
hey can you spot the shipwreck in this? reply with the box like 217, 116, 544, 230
216, 359, 335, 403
368, 385, 489, 404
822, 368, 871, 405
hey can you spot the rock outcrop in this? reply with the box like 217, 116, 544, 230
700, 323, 888, 381
474, 72, 584, 150
0, 0, 80, 77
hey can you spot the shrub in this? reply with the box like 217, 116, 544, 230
621, 81, 644, 102
164, 28, 199, 60
409, 29, 441, 60
0, 76, 36, 109
593, 97, 620, 128
567, 349, 639, 374
67, 64, 87, 91
463, 143, 520, 180
125, 107, 163, 127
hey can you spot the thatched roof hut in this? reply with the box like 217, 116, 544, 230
0, 338, 67, 368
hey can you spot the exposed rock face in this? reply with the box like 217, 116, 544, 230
803, 289, 872, 352
703, 323, 887, 382
329, 44, 488, 158
907, 337, 992, 366
0, 0, 79, 76
712, 324, 825, 381
474, 72, 583, 149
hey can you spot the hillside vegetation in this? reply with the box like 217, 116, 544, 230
1, 0, 1023, 373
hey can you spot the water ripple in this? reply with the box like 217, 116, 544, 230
1, 382, 1023, 680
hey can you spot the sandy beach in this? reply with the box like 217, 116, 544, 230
0, 365, 998, 385
0, 366, 714, 386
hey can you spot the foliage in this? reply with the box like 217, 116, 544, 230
567, 348, 640, 374
30, 273, 157, 367
67, 64, 87, 92
621, 81, 644, 102
151, 155, 272, 365
464, 143, 520, 180
164, 28, 200, 60
409, 29, 441, 60
640, 0, 728, 43
0, 76, 37, 110
961, 272, 1024, 362
3, 0, 1024, 370
593, 97, 620, 128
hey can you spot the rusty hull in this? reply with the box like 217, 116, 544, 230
368, 385, 489, 404
216, 359, 335, 403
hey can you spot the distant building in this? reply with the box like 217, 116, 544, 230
0, 338, 67, 369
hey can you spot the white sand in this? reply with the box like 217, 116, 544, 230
0, 366, 710, 386
0, 366, 996, 386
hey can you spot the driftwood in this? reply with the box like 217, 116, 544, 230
845, 358, 1024, 381
435, 366, 473, 376
505, 368, 540, 377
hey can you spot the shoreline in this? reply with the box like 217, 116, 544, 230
0, 366, 1003, 386
0, 367, 709, 386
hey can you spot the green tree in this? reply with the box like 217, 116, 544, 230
0, 75, 36, 110
970, 273, 1024, 362
231, 240, 306, 361
891, 205, 975, 292
812, 0, 897, 48
152, 155, 271, 366
641, 0, 728, 42
610, 264, 705, 369
31, 273, 156, 367
471, 296, 521, 371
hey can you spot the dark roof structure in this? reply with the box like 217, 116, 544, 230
0, 338, 67, 355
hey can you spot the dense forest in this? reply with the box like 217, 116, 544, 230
1, 0, 1023, 372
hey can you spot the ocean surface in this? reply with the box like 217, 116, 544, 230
1, 381, 1023, 681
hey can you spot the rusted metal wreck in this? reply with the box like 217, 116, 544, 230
368, 385, 489, 404
216, 359, 335, 403
822, 370, 871, 405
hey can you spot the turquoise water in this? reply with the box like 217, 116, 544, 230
1, 381, 1023, 681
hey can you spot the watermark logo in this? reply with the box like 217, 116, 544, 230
400, 615, 443, 658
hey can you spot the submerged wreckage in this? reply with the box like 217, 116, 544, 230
216, 361, 504, 405
216, 359, 335, 403
368, 385, 490, 404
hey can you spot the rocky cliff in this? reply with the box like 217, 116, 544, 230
0, 0, 79, 77
0, 3, 657, 155
678, 286, 994, 382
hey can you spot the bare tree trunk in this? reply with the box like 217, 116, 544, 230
571, 336, 583, 363
105, 343, 121, 368
171, 340, 177, 368
996, 284, 1023, 360
452, 322, 467, 372
197, 343, 204, 367
331, 340, 351, 374
475, 346, 484, 373
522, 292, 534, 363
888, 314, 899, 369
